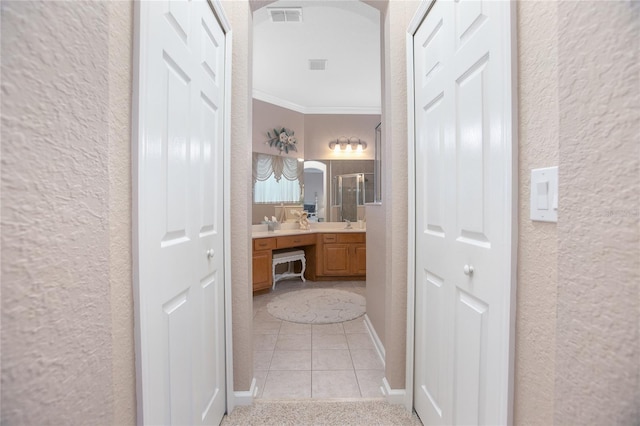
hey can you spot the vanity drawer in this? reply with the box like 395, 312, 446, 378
323, 234, 338, 243
276, 234, 316, 249
337, 233, 365, 243
253, 237, 276, 251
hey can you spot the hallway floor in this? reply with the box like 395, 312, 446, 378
252, 280, 384, 399
222, 399, 423, 425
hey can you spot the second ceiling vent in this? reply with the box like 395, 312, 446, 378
308, 59, 327, 71
268, 7, 303, 23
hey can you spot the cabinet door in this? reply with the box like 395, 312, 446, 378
252, 250, 272, 291
352, 243, 367, 275
322, 243, 350, 275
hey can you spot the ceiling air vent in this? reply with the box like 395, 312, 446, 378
268, 7, 303, 23
308, 59, 327, 71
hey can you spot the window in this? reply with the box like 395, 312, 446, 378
252, 153, 303, 203
254, 174, 301, 203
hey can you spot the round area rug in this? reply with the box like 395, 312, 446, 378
267, 288, 365, 324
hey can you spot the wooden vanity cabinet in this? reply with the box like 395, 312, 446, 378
318, 233, 366, 278
353, 244, 367, 275
251, 232, 365, 291
252, 237, 275, 291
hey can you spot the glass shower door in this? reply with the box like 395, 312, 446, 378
335, 173, 364, 222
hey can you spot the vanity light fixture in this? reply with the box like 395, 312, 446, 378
328, 137, 367, 153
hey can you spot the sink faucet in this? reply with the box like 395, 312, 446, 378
344, 219, 352, 229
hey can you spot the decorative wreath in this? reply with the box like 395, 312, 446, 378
267, 127, 297, 154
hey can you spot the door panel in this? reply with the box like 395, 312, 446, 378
136, 1, 226, 425
454, 289, 488, 425
200, 272, 221, 421
353, 244, 367, 275
323, 244, 350, 275
455, 55, 489, 245
413, 1, 515, 425
414, 3, 454, 424
414, 269, 446, 424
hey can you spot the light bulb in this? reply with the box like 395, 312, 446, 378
356, 143, 363, 152
334, 144, 341, 153
346, 144, 352, 152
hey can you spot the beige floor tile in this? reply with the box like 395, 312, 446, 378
355, 369, 385, 398
269, 350, 312, 371
343, 317, 367, 334
252, 297, 270, 312
253, 320, 282, 335
312, 333, 349, 350
312, 370, 361, 398
350, 349, 384, 370
312, 349, 353, 370
254, 350, 273, 371
275, 333, 311, 351
311, 323, 345, 335
346, 333, 375, 350
253, 334, 278, 351
279, 321, 312, 335
351, 287, 366, 296
262, 371, 311, 399
254, 370, 268, 398
254, 310, 278, 323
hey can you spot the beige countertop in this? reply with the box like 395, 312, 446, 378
252, 223, 365, 239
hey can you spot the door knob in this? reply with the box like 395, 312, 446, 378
463, 264, 474, 275
207, 249, 215, 259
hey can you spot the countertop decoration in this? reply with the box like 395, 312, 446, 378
291, 210, 311, 231
267, 127, 297, 154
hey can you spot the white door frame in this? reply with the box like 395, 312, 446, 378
131, 0, 236, 419
405, 0, 518, 418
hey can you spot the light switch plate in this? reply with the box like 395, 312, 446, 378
530, 166, 558, 222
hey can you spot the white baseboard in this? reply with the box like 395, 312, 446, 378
381, 377, 407, 405
233, 378, 257, 406
363, 314, 385, 367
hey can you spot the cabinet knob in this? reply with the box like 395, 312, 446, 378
463, 264, 474, 276
207, 249, 215, 259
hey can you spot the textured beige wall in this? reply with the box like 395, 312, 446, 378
251, 98, 379, 161
513, 2, 559, 424
555, 2, 639, 423
223, 0, 255, 392
380, 0, 421, 389
108, 2, 136, 424
1, 2, 115, 423
303, 114, 379, 160
365, 204, 387, 346
252, 99, 305, 158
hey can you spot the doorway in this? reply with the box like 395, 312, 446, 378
250, 0, 383, 401
303, 161, 326, 222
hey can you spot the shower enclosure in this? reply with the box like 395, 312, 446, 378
333, 173, 373, 222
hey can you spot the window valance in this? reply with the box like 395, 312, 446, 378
252, 153, 303, 183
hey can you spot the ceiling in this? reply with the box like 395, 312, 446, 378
253, 0, 381, 114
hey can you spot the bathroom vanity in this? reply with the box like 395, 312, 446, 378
251, 225, 366, 292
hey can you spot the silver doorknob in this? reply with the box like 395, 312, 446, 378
463, 264, 474, 275
207, 249, 215, 259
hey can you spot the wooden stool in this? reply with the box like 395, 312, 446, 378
272, 249, 306, 289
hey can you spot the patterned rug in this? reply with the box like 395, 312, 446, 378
267, 288, 365, 324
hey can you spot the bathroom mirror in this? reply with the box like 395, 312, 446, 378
251, 156, 373, 224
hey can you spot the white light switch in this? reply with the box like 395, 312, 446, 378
531, 166, 558, 222
537, 181, 549, 209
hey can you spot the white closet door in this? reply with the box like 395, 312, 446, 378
412, 0, 516, 424
135, 1, 227, 424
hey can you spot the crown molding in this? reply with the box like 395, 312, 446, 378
252, 90, 381, 115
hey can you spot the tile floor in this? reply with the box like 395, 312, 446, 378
252, 279, 385, 399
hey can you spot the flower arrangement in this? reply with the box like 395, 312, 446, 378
267, 127, 297, 154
